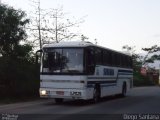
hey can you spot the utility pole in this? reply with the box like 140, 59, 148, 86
51, 9, 58, 43
55, 9, 58, 43
38, 0, 42, 49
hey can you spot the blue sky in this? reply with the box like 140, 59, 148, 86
2, 0, 160, 53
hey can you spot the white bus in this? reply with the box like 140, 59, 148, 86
37, 41, 133, 103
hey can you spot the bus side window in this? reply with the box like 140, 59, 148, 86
108, 51, 112, 66
95, 48, 102, 65
121, 55, 125, 67
103, 50, 108, 66
86, 47, 95, 75
111, 53, 116, 66
128, 57, 133, 68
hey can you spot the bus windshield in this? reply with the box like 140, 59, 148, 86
42, 48, 84, 74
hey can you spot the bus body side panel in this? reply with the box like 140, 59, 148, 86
86, 66, 133, 98
40, 68, 133, 100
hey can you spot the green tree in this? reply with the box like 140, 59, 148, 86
122, 45, 154, 86
0, 4, 39, 98
0, 4, 29, 57
142, 45, 160, 63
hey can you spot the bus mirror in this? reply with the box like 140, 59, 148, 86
36, 49, 42, 64
36, 55, 39, 64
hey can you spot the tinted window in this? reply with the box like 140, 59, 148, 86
86, 47, 95, 75
95, 48, 102, 65
103, 50, 109, 65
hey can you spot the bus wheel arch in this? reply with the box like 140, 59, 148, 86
121, 82, 127, 97
92, 84, 101, 103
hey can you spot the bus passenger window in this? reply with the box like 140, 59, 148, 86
86, 48, 95, 75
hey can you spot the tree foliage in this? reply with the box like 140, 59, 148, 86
142, 45, 160, 64
0, 4, 30, 57
122, 45, 142, 71
142, 45, 160, 53
0, 4, 39, 98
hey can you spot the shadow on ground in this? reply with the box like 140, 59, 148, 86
45, 95, 126, 106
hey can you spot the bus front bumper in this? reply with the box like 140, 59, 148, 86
39, 88, 93, 100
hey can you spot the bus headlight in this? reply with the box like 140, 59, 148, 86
40, 90, 47, 95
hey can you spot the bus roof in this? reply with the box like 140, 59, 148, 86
42, 41, 131, 56
43, 41, 93, 48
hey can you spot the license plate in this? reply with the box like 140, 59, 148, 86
56, 91, 64, 95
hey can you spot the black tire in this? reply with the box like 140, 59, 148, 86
121, 83, 127, 97
92, 86, 100, 103
55, 98, 63, 104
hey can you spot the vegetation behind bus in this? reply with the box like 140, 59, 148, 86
132, 53, 157, 86
0, 4, 39, 100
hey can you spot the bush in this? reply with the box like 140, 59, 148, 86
0, 57, 39, 98
133, 71, 155, 87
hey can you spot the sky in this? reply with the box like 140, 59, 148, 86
2, 0, 160, 53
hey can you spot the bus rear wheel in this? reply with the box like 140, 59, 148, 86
55, 98, 63, 104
